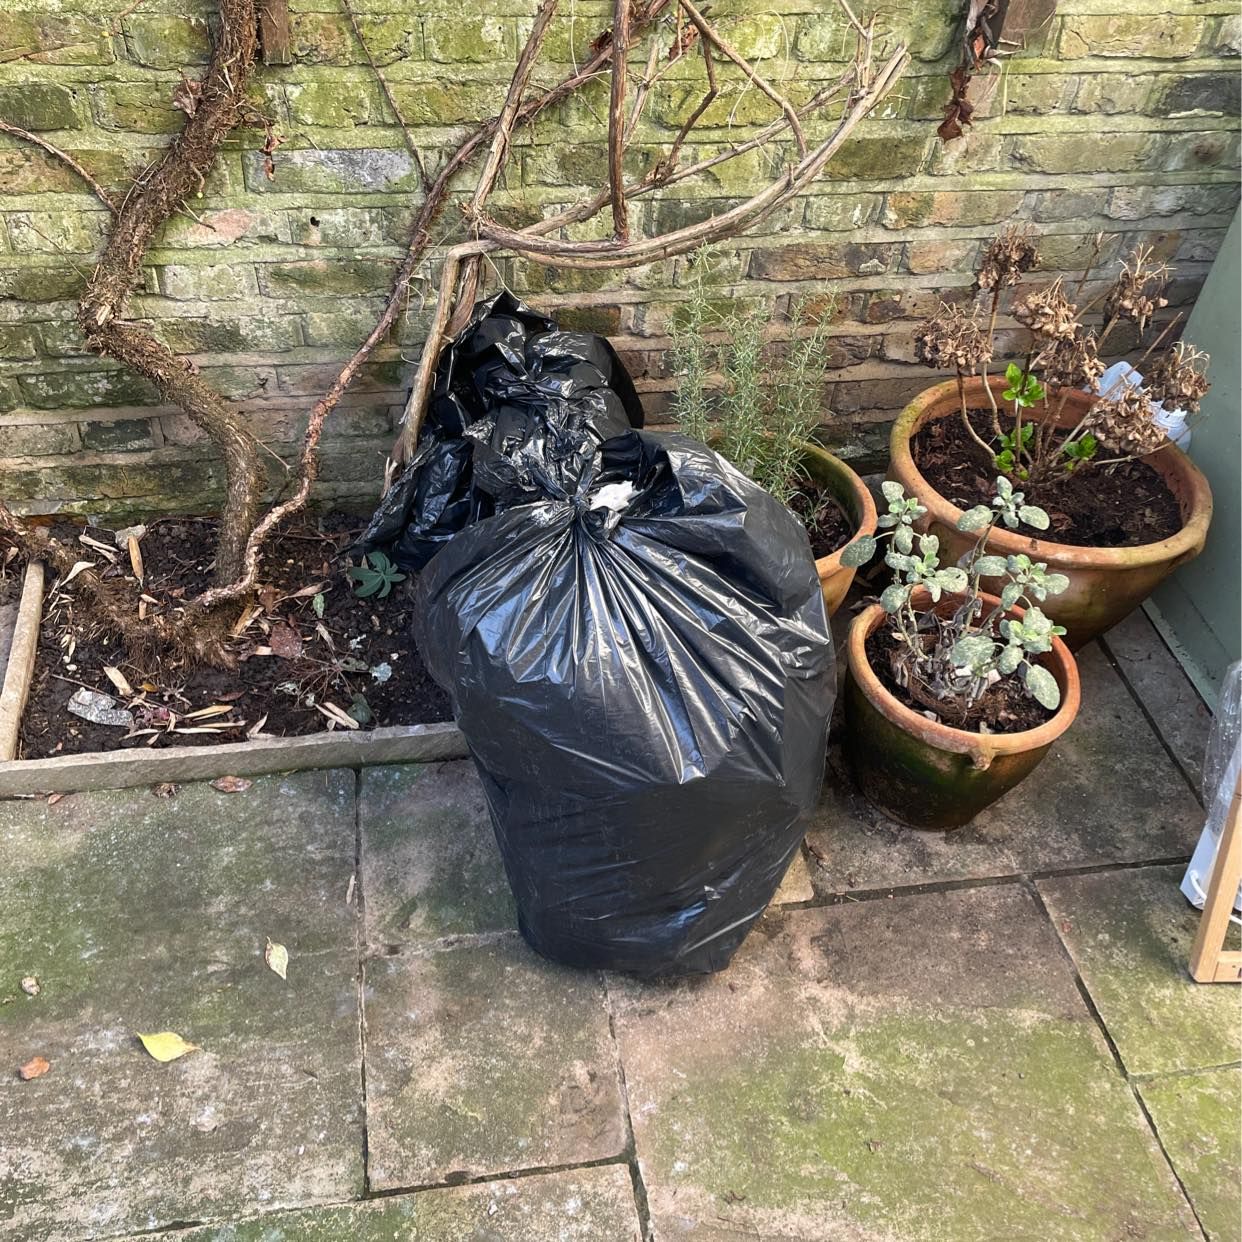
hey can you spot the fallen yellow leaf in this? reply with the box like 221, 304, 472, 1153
265, 939, 289, 981
18, 1055, 50, 1081
137, 1031, 199, 1062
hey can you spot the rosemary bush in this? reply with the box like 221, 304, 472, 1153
667, 254, 833, 506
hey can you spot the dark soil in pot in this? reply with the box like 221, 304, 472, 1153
864, 623, 1054, 735
789, 489, 853, 558
18, 514, 451, 760
913, 408, 1183, 548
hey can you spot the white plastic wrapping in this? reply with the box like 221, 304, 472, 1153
1181, 661, 1242, 913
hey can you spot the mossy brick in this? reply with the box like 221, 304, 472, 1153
750, 241, 897, 281
881, 189, 1024, 229
1008, 132, 1161, 175
91, 83, 185, 134
388, 79, 505, 126
285, 12, 356, 64
79, 417, 158, 450
611, 886, 1199, 1241
1034, 230, 1122, 272
0, 379, 21, 414
864, 284, 973, 323
821, 133, 928, 181
0, 324, 39, 359
928, 131, 1007, 175
154, 315, 302, 354
1164, 129, 1241, 171
1138, 1069, 1241, 1242
1059, 14, 1205, 60
257, 258, 396, 297
711, 15, 786, 60
1218, 14, 1242, 56
904, 237, 978, 275
6, 210, 109, 254
794, 13, 851, 63
0, 84, 83, 132
0, 15, 115, 66
301, 308, 393, 348
0, 148, 134, 198
287, 207, 396, 248
273, 359, 403, 397
37, 321, 94, 357
243, 147, 421, 194
0, 420, 80, 455
285, 80, 381, 128
17, 368, 159, 409
196, 365, 279, 400
803, 193, 881, 230
159, 262, 258, 301
0, 265, 84, 301
1106, 182, 1236, 220
314, 441, 390, 483
1153, 72, 1241, 118
422, 17, 513, 63
352, 14, 423, 65
511, 258, 617, 296
1070, 73, 1153, 116
122, 14, 212, 69
555, 304, 623, 335
161, 206, 286, 248
892, 2, 961, 61
1025, 187, 1107, 223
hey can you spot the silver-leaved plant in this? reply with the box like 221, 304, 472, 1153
842, 478, 1069, 719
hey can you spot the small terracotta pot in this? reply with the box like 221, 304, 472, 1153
844, 589, 1081, 830
797, 440, 877, 617
888, 377, 1213, 648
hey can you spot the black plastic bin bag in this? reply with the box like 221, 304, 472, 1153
415, 430, 835, 976
358, 291, 643, 570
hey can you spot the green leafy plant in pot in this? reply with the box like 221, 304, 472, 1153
839, 478, 1081, 829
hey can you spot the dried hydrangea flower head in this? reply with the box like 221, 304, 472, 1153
914, 302, 994, 372
1013, 277, 1080, 342
975, 225, 1039, 291
1034, 328, 1105, 390
1145, 340, 1211, 414
1086, 387, 1166, 456
1104, 245, 1170, 334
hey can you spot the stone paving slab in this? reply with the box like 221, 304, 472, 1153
360, 762, 514, 949
1039, 865, 1242, 1077
1101, 608, 1212, 797
807, 645, 1204, 896
160, 1165, 643, 1241
1138, 1067, 1242, 1242
609, 884, 1199, 1241
363, 935, 627, 1191
0, 771, 364, 1241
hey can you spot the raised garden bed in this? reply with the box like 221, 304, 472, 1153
0, 517, 466, 797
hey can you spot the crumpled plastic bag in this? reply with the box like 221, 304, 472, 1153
358, 291, 643, 570
415, 429, 835, 976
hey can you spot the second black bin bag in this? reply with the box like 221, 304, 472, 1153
415, 429, 835, 976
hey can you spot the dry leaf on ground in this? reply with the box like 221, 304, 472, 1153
210, 775, 252, 794
18, 1056, 50, 1081
265, 939, 289, 981
137, 1031, 199, 1062
20, 976, 40, 996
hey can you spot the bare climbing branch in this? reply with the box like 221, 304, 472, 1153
0, 121, 117, 213
609, 0, 632, 240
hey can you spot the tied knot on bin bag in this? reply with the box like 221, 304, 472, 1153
360, 293, 836, 977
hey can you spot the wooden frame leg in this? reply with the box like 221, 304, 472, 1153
1188, 771, 1242, 984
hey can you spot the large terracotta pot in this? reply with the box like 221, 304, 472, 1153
797, 441, 877, 617
844, 590, 1081, 830
888, 377, 1213, 648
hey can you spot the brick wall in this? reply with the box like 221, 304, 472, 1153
0, 0, 1238, 518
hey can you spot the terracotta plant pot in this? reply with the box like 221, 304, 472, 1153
797, 440, 877, 617
844, 589, 1081, 830
888, 377, 1213, 648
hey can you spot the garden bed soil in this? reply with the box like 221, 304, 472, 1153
15, 515, 452, 760
864, 622, 1054, 736
790, 489, 854, 559
912, 409, 1183, 548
